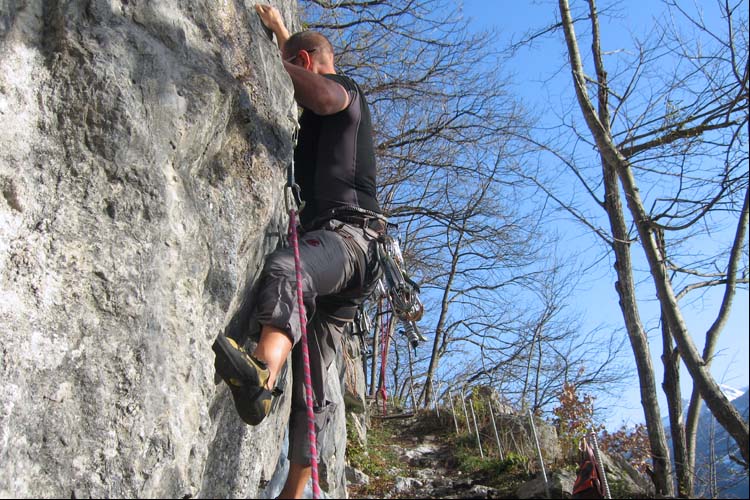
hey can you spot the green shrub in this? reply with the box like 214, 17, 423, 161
498, 451, 529, 474
345, 418, 402, 495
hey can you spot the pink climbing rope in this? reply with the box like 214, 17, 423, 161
379, 302, 392, 416
288, 207, 321, 499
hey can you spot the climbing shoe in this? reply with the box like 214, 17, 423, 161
212, 335, 279, 426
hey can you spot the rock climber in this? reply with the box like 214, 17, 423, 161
212, 4, 385, 498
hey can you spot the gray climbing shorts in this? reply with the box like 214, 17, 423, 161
255, 218, 381, 465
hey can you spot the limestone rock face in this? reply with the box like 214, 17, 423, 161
0, 1, 352, 497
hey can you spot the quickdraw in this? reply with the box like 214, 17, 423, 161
376, 233, 424, 324
401, 319, 426, 350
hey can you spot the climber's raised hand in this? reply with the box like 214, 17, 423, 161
255, 4, 289, 49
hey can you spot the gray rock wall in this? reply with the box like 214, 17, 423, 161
0, 0, 352, 497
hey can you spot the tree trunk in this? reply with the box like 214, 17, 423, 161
616, 159, 750, 465
686, 186, 750, 476
604, 161, 674, 496
558, 0, 675, 493
662, 315, 689, 497
559, 0, 749, 470
657, 227, 690, 496
421, 225, 463, 407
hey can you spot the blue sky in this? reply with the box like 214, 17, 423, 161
459, 0, 749, 428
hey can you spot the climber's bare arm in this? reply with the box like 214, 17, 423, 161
282, 60, 350, 116
255, 3, 348, 115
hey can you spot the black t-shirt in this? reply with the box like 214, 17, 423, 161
294, 73, 380, 228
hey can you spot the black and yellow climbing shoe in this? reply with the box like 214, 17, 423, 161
212, 336, 279, 426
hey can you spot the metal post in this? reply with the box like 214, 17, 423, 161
588, 431, 611, 499
447, 388, 459, 435
487, 397, 503, 460
431, 379, 440, 418
459, 389, 471, 433
528, 409, 549, 498
469, 399, 484, 458
406, 338, 418, 412
369, 301, 380, 397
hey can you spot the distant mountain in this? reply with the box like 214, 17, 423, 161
703, 389, 748, 499
663, 386, 749, 499
719, 384, 746, 402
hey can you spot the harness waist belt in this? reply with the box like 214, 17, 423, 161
336, 214, 387, 235
307, 207, 387, 235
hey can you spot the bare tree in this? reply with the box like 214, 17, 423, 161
459, 256, 629, 416
416, 160, 544, 406
552, 0, 749, 494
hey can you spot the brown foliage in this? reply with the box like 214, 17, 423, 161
600, 423, 652, 474
552, 383, 604, 458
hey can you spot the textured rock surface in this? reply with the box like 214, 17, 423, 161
0, 0, 354, 497
516, 471, 576, 499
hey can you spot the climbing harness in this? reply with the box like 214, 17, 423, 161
285, 140, 322, 499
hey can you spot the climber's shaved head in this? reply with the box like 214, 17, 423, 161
283, 31, 334, 67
